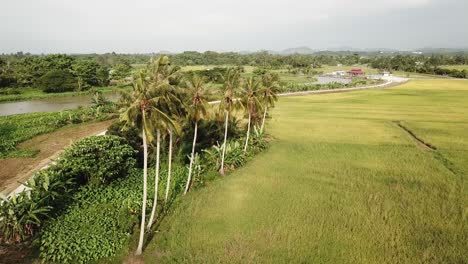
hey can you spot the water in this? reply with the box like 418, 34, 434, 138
315, 76, 352, 85
0, 93, 120, 116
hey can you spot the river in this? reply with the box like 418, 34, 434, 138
0, 93, 120, 116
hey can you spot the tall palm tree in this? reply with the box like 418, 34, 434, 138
120, 57, 179, 255
184, 75, 209, 194
241, 76, 263, 152
260, 72, 280, 133
145, 57, 182, 227
120, 71, 168, 255
219, 68, 242, 175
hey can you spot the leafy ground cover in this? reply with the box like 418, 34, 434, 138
141, 79, 468, 263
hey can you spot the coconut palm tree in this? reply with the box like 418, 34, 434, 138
260, 72, 280, 133
241, 76, 263, 152
120, 57, 179, 255
184, 75, 209, 194
219, 68, 242, 175
145, 57, 182, 227
119, 71, 162, 255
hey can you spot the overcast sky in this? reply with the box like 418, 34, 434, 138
1, 0, 467, 53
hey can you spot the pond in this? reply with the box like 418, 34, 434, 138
0, 93, 120, 116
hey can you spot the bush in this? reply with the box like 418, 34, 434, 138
106, 121, 143, 165
59, 135, 137, 185
35, 70, 77, 93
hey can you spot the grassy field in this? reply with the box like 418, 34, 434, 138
441, 65, 468, 71
141, 80, 467, 263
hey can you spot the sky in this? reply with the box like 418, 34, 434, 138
1, 0, 467, 53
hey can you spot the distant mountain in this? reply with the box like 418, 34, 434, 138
416, 47, 468, 54
280, 46, 316, 54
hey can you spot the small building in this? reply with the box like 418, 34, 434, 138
332, 70, 346, 77
347, 68, 365, 76
380, 71, 392, 77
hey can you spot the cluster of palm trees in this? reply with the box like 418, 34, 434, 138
119, 56, 279, 255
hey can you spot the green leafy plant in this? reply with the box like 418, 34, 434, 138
59, 135, 137, 185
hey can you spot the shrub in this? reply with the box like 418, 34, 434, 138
106, 121, 143, 165
202, 140, 247, 172
58, 135, 137, 185
35, 70, 77, 93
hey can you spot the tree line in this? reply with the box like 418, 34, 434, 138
2, 51, 468, 90
0, 54, 133, 90
368, 54, 468, 78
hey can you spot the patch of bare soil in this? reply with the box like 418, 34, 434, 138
0, 119, 116, 195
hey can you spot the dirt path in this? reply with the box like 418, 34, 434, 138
0, 119, 115, 195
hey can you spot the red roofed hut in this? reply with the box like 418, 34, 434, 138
347, 68, 365, 76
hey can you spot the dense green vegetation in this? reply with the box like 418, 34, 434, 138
140, 80, 467, 263
0, 136, 136, 244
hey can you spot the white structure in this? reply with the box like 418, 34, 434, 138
381, 71, 392, 77
332, 71, 346, 77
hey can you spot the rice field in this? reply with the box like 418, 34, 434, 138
140, 79, 467, 263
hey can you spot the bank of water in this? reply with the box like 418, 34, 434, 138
0, 93, 120, 116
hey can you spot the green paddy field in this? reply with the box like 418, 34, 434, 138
141, 80, 467, 263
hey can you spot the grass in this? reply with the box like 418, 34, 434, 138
141, 79, 468, 263
0, 86, 130, 103
441, 65, 468, 71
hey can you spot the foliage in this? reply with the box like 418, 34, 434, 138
0, 168, 76, 244
111, 63, 132, 80
179, 117, 242, 162
0, 135, 136, 244
0, 193, 51, 244
184, 67, 228, 83
72, 60, 102, 87
38, 169, 143, 264
58, 135, 137, 185
202, 140, 247, 172
35, 70, 77, 93
106, 121, 143, 164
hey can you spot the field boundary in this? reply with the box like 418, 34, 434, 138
394, 121, 437, 150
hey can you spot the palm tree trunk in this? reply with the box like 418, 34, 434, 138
135, 125, 148, 256
244, 111, 251, 152
164, 129, 173, 203
261, 106, 268, 133
220, 110, 229, 175
184, 121, 198, 195
147, 129, 160, 230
